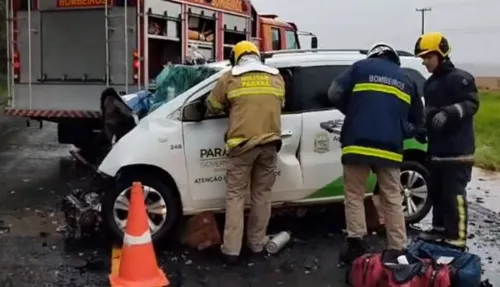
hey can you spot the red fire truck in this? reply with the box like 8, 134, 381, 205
4, 0, 317, 153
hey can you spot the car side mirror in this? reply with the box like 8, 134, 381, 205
311, 36, 318, 49
182, 100, 206, 122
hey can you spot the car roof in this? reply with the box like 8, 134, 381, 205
204, 49, 430, 78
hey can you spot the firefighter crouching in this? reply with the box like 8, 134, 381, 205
327, 43, 424, 264
205, 41, 285, 265
414, 32, 479, 249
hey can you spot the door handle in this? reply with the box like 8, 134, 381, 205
281, 130, 293, 137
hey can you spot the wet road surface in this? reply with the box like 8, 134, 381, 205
0, 117, 499, 286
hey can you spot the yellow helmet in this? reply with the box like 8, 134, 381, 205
230, 40, 260, 66
414, 32, 451, 58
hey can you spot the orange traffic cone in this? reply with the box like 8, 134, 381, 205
109, 182, 169, 287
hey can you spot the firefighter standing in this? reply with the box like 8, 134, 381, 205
205, 41, 285, 264
414, 32, 479, 249
327, 43, 424, 263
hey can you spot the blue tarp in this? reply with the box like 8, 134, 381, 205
120, 65, 219, 118
120, 90, 154, 118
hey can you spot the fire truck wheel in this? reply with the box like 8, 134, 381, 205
101, 171, 182, 245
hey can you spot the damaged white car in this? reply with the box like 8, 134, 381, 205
63, 49, 432, 244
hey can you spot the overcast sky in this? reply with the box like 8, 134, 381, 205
252, 0, 500, 65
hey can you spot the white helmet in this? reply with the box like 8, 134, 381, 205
367, 42, 400, 65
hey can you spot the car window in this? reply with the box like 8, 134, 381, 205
271, 28, 281, 50
286, 65, 351, 113
283, 65, 427, 113
199, 64, 427, 117
285, 30, 298, 49
278, 68, 294, 112
402, 68, 426, 98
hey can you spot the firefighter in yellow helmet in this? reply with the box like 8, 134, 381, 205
205, 40, 285, 265
414, 32, 479, 249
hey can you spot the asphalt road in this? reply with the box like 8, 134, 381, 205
0, 116, 499, 287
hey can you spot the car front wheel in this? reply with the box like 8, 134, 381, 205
101, 172, 181, 245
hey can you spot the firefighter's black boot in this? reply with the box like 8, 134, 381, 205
339, 237, 370, 265
219, 251, 240, 266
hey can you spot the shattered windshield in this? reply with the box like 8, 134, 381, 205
149, 65, 220, 110
121, 65, 220, 117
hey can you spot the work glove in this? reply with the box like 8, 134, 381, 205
404, 122, 416, 139
424, 107, 437, 123
414, 128, 428, 144
431, 111, 448, 130
404, 123, 427, 143
425, 107, 438, 116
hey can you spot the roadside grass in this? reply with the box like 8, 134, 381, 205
475, 91, 500, 171
0, 75, 6, 106
0, 84, 6, 107
0, 83, 6, 99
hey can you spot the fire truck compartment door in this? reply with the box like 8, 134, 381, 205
40, 9, 106, 81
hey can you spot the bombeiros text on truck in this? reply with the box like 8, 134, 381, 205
4, 0, 317, 162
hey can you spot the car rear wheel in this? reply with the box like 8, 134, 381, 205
373, 161, 432, 224
400, 161, 432, 224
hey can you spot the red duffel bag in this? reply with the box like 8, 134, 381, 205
349, 251, 451, 287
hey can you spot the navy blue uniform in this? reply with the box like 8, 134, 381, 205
423, 60, 479, 247
327, 56, 424, 254
424, 61, 479, 160
327, 57, 423, 167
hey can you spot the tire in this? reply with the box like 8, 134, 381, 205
101, 171, 182, 245
400, 161, 432, 224
373, 161, 432, 224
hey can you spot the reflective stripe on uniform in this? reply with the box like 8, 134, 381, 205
123, 230, 152, 246
445, 238, 466, 248
457, 194, 467, 241
226, 137, 247, 149
207, 96, 224, 111
431, 154, 475, 163
227, 87, 285, 100
353, 83, 411, 104
342, 145, 403, 162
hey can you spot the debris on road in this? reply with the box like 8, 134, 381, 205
266, 231, 291, 254
481, 279, 493, 287
60, 185, 104, 240
0, 219, 10, 235
303, 256, 320, 273
181, 211, 221, 251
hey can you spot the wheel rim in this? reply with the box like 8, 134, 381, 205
400, 170, 428, 217
113, 185, 168, 235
